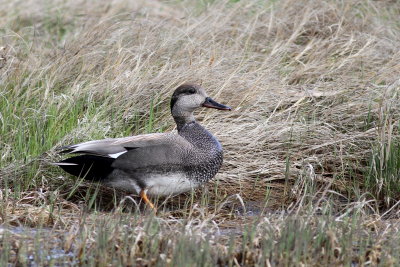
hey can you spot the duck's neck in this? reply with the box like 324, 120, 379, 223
172, 110, 195, 131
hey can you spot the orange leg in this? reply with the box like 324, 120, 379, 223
140, 190, 156, 212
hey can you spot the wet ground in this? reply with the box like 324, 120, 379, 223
0, 201, 267, 266
0, 226, 76, 266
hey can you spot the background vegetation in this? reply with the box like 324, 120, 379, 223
1, 0, 400, 266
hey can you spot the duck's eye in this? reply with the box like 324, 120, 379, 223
187, 88, 196, 94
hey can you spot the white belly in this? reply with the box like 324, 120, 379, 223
145, 173, 198, 197
104, 171, 198, 197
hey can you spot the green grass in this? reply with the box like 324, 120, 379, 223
366, 135, 400, 206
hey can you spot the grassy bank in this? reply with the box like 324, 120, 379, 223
1, 0, 400, 265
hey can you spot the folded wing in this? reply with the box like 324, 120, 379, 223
58, 133, 183, 159
56, 133, 193, 179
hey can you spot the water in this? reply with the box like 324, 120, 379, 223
0, 226, 76, 266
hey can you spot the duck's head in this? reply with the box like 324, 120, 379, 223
171, 84, 231, 112
170, 84, 231, 128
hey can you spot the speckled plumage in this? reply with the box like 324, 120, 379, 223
178, 121, 223, 184
56, 84, 230, 198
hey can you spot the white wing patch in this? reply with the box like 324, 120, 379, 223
108, 151, 127, 158
51, 162, 78, 166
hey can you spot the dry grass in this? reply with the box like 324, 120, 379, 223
1, 0, 400, 265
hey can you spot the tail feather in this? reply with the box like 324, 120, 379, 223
55, 155, 115, 181
56, 145, 76, 154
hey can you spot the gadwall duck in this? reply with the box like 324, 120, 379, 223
55, 84, 231, 210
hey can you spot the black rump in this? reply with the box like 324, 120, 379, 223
58, 155, 115, 181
